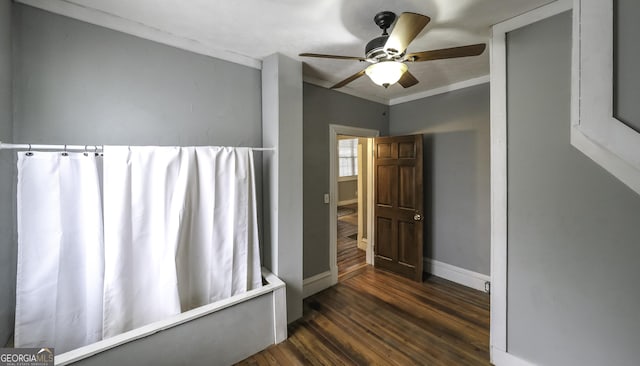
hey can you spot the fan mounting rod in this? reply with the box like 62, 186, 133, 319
366, 11, 400, 60
374, 11, 396, 36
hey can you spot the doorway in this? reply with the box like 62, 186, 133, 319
336, 135, 367, 278
329, 125, 379, 285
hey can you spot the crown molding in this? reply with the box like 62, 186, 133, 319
389, 74, 490, 105
16, 0, 262, 70
18, 0, 489, 106
304, 75, 490, 106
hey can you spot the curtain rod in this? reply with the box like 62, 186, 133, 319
0, 142, 275, 152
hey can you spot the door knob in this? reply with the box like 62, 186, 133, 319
414, 213, 422, 221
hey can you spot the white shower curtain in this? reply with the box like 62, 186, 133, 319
101, 146, 262, 338
15, 145, 262, 350
173, 147, 261, 310
15, 152, 104, 354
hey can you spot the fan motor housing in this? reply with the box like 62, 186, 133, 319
365, 35, 390, 60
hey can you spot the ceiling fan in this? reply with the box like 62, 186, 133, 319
299, 11, 486, 89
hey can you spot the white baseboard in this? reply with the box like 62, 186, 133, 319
492, 348, 537, 366
338, 198, 358, 206
302, 271, 333, 298
423, 258, 490, 292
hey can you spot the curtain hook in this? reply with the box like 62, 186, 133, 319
26, 144, 33, 156
84, 145, 89, 156
62, 144, 68, 156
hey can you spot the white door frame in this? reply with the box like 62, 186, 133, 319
329, 124, 379, 285
490, 0, 572, 363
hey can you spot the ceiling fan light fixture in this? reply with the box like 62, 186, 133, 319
365, 61, 408, 88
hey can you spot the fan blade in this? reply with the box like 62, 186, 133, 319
331, 69, 367, 89
384, 12, 431, 56
299, 53, 366, 62
405, 43, 486, 62
398, 70, 419, 88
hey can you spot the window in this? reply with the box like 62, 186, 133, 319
338, 138, 358, 177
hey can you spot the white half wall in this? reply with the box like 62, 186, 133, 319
262, 53, 304, 323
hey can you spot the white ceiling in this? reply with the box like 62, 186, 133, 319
20, 0, 555, 104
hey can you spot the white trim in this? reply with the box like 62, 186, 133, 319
56, 268, 285, 365
492, 0, 572, 34
423, 258, 489, 292
571, 0, 640, 196
389, 75, 490, 105
571, 129, 640, 194
490, 0, 572, 361
337, 198, 358, 206
272, 279, 288, 344
338, 176, 357, 182
16, 0, 261, 70
490, 17, 509, 356
492, 348, 537, 366
357, 237, 368, 251
337, 175, 357, 182
329, 125, 379, 286
365, 139, 375, 266
302, 271, 333, 298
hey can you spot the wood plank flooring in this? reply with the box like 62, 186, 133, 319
236, 266, 490, 366
337, 204, 366, 277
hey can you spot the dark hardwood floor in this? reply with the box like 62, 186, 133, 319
337, 204, 366, 277
236, 266, 490, 366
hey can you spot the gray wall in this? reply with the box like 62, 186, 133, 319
507, 11, 640, 365
0, 0, 14, 347
2, 3, 262, 343
13, 5, 261, 147
338, 179, 357, 203
389, 84, 490, 275
303, 83, 388, 278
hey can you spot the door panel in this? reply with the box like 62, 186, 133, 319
399, 166, 415, 208
376, 142, 393, 159
376, 217, 393, 259
398, 141, 416, 158
376, 166, 394, 206
398, 220, 417, 265
374, 135, 423, 281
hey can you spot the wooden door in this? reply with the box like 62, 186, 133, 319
374, 135, 423, 281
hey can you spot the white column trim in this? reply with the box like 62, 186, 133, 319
490, 0, 571, 362
570, 0, 640, 196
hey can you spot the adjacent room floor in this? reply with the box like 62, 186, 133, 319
236, 266, 491, 365
337, 203, 366, 277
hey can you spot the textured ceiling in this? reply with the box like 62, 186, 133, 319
28, 0, 555, 103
